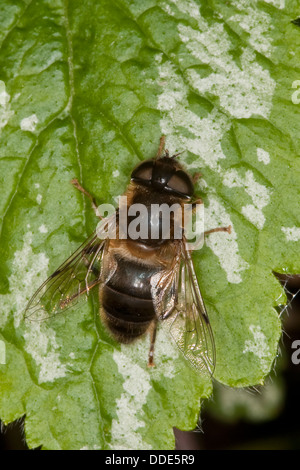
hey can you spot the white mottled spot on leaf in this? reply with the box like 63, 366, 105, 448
205, 196, 249, 283
39, 224, 48, 233
111, 328, 178, 450
263, 0, 285, 9
281, 226, 300, 242
161, 2, 175, 16
184, 42, 275, 119
223, 169, 271, 229
169, 0, 201, 18
36, 194, 42, 205
24, 323, 67, 383
157, 60, 231, 171
156, 57, 252, 283
257, 148, 270, 165
112, 170, 119, 178
12, 92, 21, 101
0, 231, 48, 328
111, 348, 152, 450
171, 0, 275, 119
0, 80, 14, 131
241, 205, 266, 230
0, 232, 67, 383
243, 324, 272, 373
0, 341, 5, 365
229, 0, 275, 57
20, 113, 39, 132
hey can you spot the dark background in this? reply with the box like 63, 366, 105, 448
1, 275, 299, 450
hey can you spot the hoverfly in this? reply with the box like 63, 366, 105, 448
24, 137, 231, 374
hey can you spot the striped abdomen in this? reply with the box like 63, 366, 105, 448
101, 254, 161, 343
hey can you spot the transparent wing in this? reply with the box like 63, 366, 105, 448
24, 232, 109, 321
152, 240, 216, 376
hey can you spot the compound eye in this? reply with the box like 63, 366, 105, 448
167, 172, 193, 196
131, 161, 154, 182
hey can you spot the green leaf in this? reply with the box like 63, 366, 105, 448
0, 0, 299, 450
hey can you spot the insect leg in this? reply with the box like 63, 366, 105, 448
60, 278, 102, 309
155, 135, 166, 159
192, 198, 203, 211
148, 320, 158, 367
161, 305, 176, 320
192, 172, 202, 184
204, 225, 232, 236
190, 199, 231, 236
71, 178, 102, 219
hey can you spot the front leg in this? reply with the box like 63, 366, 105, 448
204, 226, 232, 236
71, 178, 102, 219
192, 172, 202, 184
192, 198, 203, 212
190, 198, 231, 236
155, 135, 166, 159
